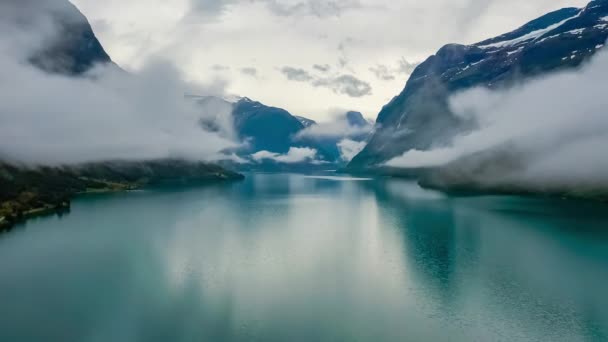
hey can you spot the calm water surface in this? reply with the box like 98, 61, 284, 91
1, 173, 608, 341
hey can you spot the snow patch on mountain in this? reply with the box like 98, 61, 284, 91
295, 116, 316, 128
477, 12, 581, 49
507, 47, 525, 55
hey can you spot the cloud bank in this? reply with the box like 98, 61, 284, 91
0, 1, 237, 166
296, 111, 373, 140
387, 47, 608, 192
251, 147, 320, 164
294, 111, 373, 162
337, 139, 367, 162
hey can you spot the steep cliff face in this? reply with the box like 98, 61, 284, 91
0, 0, 112, 74
31, 6, 113, 75
349, 0, 608, 169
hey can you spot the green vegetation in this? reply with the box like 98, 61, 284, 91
0, 160, 243, 231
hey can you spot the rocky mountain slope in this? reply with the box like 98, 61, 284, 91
349, 0, 608, 169
295, 116, 317, 128
197, 96, 369, 167
232, 98, 313, 154
1, 0, 113, 74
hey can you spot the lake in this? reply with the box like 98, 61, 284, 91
1, 173, 608, 341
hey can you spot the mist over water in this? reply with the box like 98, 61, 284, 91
1, 174, 608, 341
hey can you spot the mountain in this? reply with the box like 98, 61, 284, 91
232, 98, 310, 154
1, 0, 113, 74
349, 0, 608, 170
234, 98, 349, 166
35, 2, 113, 74
230, 99, 377, 166
345, 111, 370, 127
195, 96, 347, 166
295, 116, 317, 128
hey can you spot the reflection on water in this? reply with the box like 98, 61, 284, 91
1, 174, 608, 341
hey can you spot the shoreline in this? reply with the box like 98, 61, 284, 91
0, 217, 8, 231
417, 178, 608, 204
1, 184, 134, 233
0, 176, 244, 233
0, 201, 71, 233
342, 167, 608, 204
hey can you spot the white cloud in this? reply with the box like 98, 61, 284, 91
296, 113, 372, 139
252, 147, 319, 163
0, 2, 238, 166
338, 139, 367, 162
387, 47, 608, 192
213, 153, 251, 164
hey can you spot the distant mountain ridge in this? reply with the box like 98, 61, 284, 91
196, 96, 369, 167
349, 0, 608, 169
345, 111, 370, 127
232, 98, 309, 155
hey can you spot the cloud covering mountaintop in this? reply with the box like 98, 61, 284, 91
0, 0, 237, 165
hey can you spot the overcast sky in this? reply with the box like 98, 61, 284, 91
71, 0, 588, 121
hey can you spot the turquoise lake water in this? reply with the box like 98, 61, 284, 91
1, 173, 608, 341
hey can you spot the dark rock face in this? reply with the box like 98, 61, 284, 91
349, 0, 608, 169
1, 0, 112, 74
233, 98, 378, 166
196, 96, 371, 167
345, 111, 369, 127
233, 98, 308, 154
226, 98, 341, 164
30, 11, 112, 75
